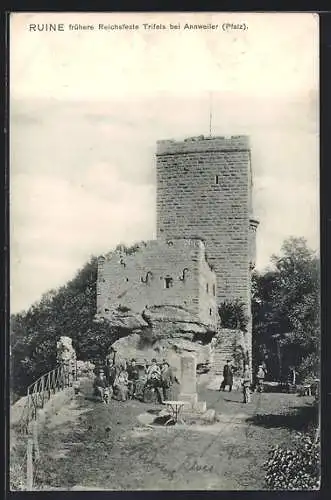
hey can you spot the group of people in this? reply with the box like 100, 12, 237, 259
93, 357, 179, 404
93, 352, 269, 405
219, 359, 268, 403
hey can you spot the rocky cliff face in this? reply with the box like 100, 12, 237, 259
102, 306, 213, 375
96, 305, 246, 380
142, 305, 212, 340
104, 305, 216, 376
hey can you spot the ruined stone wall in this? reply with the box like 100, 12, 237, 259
97, 238, 217, 328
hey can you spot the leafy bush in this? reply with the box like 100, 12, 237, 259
252, 237, 320, 382
264, 431, 320, 490
10, 257, 127, 397
115, 242, 145, 255
231, 339, 246, 372
297, 352, 320, 385
138, 327, 156, 348
218, 299, 249, 331
10, 461, 26, 491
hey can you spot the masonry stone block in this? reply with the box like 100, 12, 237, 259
178, 353, 198, 407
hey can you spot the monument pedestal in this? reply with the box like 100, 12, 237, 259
179, 354, 207, 412
154, 354, 214, 427
178, 392, 198, 407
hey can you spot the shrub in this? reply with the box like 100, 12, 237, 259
264, 431, 320, 490
10, 461, 26, 491
218, 299, 249, 331
115, 242, 145, 255
138, 327, 156, 348
297, 352, 320, 385
231, 339, 246, 372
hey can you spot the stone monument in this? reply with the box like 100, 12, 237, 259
178, 354, 198, 407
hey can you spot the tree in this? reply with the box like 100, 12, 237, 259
10, 255, 128, 397
218, 299, 249, 331
252, 237, 320, 383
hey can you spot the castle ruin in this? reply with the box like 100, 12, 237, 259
96, 135, 258, 369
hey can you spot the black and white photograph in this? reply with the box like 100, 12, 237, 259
9, 12, 320, 491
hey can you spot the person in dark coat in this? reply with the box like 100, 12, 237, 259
127, 359, 140, 398
93, 370, 108, 401
105, 358, 117, 387
219, 360, 234, 392
160, 361, 179, 401
143, 358, 163, 404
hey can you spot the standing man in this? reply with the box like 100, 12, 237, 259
256, 364, 266, 393
144, 358, 162, 404
242, 363, 251, 403
106, 357, 117, 388
219, 360, 234, 392
127, 359, 140, 399
161, 361, 179, 401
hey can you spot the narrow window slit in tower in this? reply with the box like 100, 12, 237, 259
164, 277, 173, 289
215, 175, 219, 185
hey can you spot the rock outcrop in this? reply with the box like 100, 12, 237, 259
94, 308, 149, 331
56, 336, 76, 368
106, 305, 215, 377
141, 305, 212, 342
96, 305, 246, 380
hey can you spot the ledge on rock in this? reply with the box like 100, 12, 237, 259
142, 305, 203, 325
95, 309, 149, 331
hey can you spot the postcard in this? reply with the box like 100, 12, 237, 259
9, 12, 319, 491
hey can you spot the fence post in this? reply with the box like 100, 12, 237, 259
61, 365, 65, 389
41, 376, 45, 407
26, 437, 33, 490
26, 388, 30, 431
32, 419, 40, 460
48, 372, 51, 400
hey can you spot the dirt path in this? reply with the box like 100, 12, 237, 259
33, 379, 315, 491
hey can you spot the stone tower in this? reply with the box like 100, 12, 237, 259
156, 135, 258, 364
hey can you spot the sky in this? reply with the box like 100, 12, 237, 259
10, 12, 319, 313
